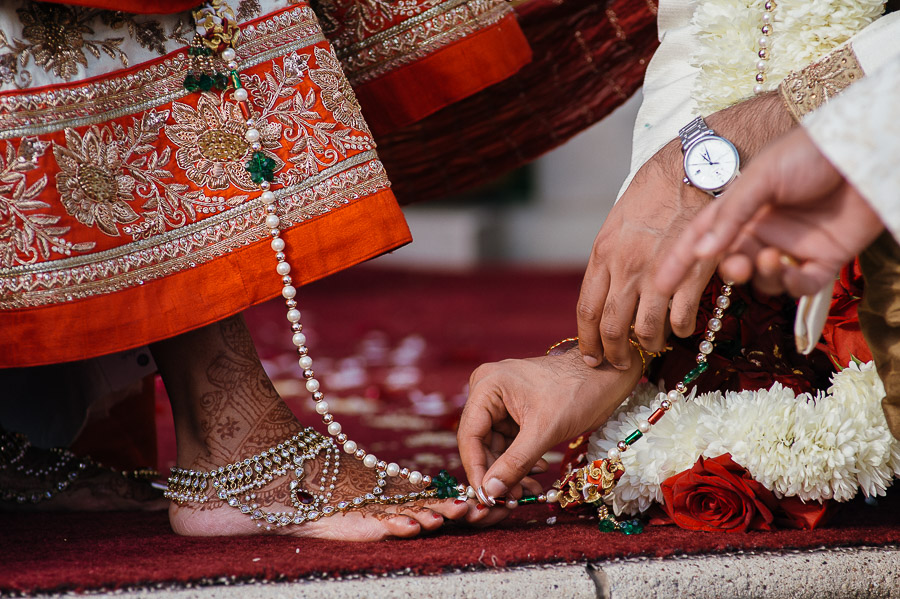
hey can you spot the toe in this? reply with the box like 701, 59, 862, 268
383, 514, 423, 538
423, 498, 469, 520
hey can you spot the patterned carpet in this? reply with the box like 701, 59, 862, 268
3, 267, 899, 595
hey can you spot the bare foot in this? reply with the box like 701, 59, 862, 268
151, 315, 467, 541
169, 441, 468, 541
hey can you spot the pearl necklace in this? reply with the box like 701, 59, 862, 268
754, 0, 776, 95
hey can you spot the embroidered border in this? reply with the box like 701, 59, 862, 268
0, 6, 323, 140
333, 0, 513, 86
0, 153, 389, 309
779, 45, 865, 122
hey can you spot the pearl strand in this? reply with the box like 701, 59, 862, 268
607, 282, 732, 462
754, 0, 776, 95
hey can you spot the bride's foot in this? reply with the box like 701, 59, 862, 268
151, 315, 467, 541
168, 430, 468, 541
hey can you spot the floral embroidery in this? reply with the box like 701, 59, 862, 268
54, 128, 140, 237
51, 111, 249, 240
242, 48, 374, 183
0, 137, 96, 266
0, 2, 180, 89
309, 46, 368, 132
167, 93, 282, 191
309, 0, 513, 86
236, 0, 264, 21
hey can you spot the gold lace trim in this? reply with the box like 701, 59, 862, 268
779, 45, 866, 122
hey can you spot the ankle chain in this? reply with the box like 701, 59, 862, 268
165, 428, 439, 530
0, 430, 89, 504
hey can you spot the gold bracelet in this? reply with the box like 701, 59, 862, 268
547, 337, 579, 355
628, 338, 672, 374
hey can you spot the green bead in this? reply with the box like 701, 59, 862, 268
183, 73, 200, 91
197, 73, 215, 92
624, 430, 643, 445
518, 495, 538, 504
231, 71, 242, 89
697, 361, 709, 374
214, 72, 230, 90
598, 519, 617, 533
428, 470, 459, 499
621, 519, 644, 535
246, 151, 277, 184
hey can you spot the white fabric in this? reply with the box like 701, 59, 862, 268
804, 56, 900, 232
794, 56, 900, 354
618, 3, 900, 201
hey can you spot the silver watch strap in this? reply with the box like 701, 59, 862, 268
678, 116, 715, 152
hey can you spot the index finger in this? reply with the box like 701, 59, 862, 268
576, 261, 610, 367
457, 389, 501, 492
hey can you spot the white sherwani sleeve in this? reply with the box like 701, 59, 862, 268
618, 7, 900, 201
803, 56, 900, 240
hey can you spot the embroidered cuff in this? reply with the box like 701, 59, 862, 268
779, 45, 865, 122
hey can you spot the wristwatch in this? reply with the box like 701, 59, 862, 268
678, 116, 740, 196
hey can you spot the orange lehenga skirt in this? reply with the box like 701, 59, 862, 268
0, 0, 659, 368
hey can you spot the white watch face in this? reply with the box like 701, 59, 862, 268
684, 136, 739, 192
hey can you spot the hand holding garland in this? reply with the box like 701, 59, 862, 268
458, 342, 643, 521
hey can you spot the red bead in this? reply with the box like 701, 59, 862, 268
647, 408, 666, 425
239, 101, 250, 119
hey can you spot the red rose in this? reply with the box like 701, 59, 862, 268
817, 258, 873, 367
661, 454, 778, 533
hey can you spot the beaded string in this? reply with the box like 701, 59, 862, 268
167, 2, 480, 528
754, 0, 777, 95
533, 282, 733, 532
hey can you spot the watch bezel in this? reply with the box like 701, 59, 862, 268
682, 135, 740, 195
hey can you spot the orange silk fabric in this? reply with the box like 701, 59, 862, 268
313, 0, 531, 136
0, 5, 411, 367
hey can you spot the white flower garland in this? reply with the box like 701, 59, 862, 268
692, 0, 884, 113
587, 361, 900, 516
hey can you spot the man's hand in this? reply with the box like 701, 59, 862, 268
578, 93, 795, 368
657, 127, 884, 298
458, 346, 642, 519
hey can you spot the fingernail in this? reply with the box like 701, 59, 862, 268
696, 232, 717, 256
476, 486, 495, 507
583, 355, 600, 367
476, 504, 486, 511
483, 478, 507, 501
433, 513, 443, 519
454, 499, 466, 505
409, 519, 418, 526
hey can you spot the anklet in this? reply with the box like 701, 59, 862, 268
0, 430, 153, 505
165, 427, 441, 529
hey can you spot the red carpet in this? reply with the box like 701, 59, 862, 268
3, 267, 900, 594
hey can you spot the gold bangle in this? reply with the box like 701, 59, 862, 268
547, 336, 579, 355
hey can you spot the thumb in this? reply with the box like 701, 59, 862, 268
478, 431, 549, 505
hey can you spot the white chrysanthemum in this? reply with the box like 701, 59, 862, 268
692, 0, 884, 112
827, 361, 900, 494
586, 384, 726, 516
585, 360, 899, 512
